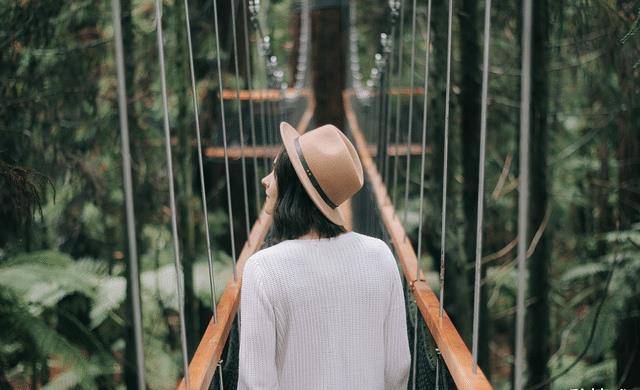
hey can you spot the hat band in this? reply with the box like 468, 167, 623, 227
294, 137, 338, 209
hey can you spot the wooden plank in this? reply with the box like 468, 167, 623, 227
388, 87, 426, 96
203, 143, 428, 159
220, 88, 311, 101
357, 87, 425, 98
178, 94, 316, 390
344, 91, 492, 390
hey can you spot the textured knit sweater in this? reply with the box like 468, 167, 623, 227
238, 231, 411, 390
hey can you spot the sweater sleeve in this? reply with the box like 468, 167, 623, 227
383, 249, 411, 390
238, 258, 279, 390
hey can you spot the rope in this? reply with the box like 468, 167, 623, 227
111, 1, 145, 387
153, 1, 190, 386
241, 0, 261, 216
230, 0, 252, 243
472, 0, 492, 374
402, 0, 418, 228
182, 0, 219, 321
515, 0, 533, 388
438, 0, 454, 319
212, 0, 238, 280
412, 1, 432, 387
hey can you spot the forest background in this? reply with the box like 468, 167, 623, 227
1, 0, 639, 389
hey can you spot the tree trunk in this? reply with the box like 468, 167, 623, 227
526, 0, 551, 387
614, 3, 640, 387
310, 1, 345, 128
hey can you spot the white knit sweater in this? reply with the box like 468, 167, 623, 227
238, 231, 411, 390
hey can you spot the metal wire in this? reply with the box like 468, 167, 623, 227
402, 0, 418, 228
383, 29, 395, 186
472, 0, 492, 374
391, 0, 405, 206
111, 1, 145, 387
241, 0, 261, 216
412, 2, 432, 388
294, 0, 310, 90
229, 0, 252, 243
153, 1, 190, 387
212, 0, 238, 281
515, 0, 533, 388
438, 0, 454, 319
416, 0, 432, 291
182, 0, 219, 322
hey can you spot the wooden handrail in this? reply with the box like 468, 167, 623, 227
178, 93, 315, 390
177, 211, 272, 390
344, 90, 493, 390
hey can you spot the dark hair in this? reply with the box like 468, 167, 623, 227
268, 148, 345, 243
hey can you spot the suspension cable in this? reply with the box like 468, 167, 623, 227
438, 0, 454, 318
412, 1, 432, 388
402, 0, 418, 228
212, 0, 238, 281
515, 0, 533, 388
391, 0, 405, 206
241, 0, 261, 216
111, 1, 145, 387
383, 24, 396, 186
294, 0, 310, 91
230, 0, 252, 242
472, 0, 492, 374
153, 1, 190, 386
182, 0, 219, 321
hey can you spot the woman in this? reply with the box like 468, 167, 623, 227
238, 122, 411, 389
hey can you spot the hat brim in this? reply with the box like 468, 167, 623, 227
280, 121, 347, 229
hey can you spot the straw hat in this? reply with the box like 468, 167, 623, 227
280, 121, 364, 228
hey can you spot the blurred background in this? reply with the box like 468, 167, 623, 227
1, 0, 639, 389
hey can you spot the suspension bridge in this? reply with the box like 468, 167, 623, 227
109, 0, 536, 388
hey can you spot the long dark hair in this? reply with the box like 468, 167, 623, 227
267, 148, 345, 244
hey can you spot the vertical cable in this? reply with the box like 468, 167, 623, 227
230, 0, 252, 242
241, 0, 261, 215
212, 0, 238, 280
295, 0, 310, 91
111, 1, 145, 387
402, 0, 418, 228
438, 0, 454, 318
383, 29, 395, 186
415, 0, 432, 288
515, 0, 533, 388
153, 1, 190, 387
260, 97, 269, 173
411, 1, 432, 388
472, 0, 492, 374
434, 348, 441, 389
182, 0, 219, 321
391, 0, 405, 206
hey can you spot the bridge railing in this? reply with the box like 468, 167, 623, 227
345, 90, 492, 390
177, 92, 314, 390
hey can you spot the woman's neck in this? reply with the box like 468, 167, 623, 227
297, 230, 320, 240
